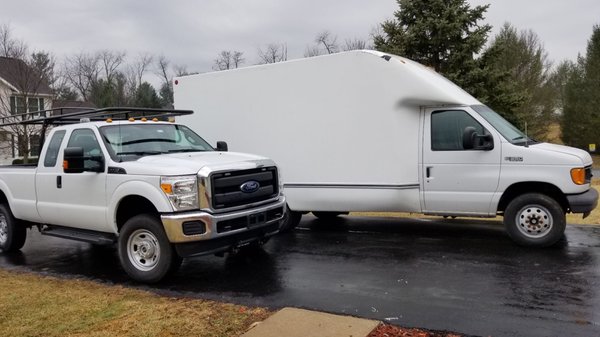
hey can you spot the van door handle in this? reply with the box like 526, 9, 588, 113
57, 176, 62, 189
426, 166, 432, 178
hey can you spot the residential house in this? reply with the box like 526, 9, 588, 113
0, 56, 53, 164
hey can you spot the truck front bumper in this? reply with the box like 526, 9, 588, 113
160, 197, 285, 257
567, 188, 599, 216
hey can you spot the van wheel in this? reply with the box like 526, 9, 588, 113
312, 212, 346, 220
504, 193, 565, 247
0, 204, 26, 252
279, 204, 302, 233
118, 214, 181, 283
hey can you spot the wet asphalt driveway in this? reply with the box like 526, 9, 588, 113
1, 215, 599, 337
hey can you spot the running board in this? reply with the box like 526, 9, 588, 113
41, 226, 117, 245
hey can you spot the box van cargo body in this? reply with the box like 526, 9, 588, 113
174, 50, 598, 247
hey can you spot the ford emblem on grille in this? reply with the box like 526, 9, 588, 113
240, 180, 260, 193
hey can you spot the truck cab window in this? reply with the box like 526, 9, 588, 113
43, 130, 66, 167
431, 110, 485, 151
67, 129, 104, 171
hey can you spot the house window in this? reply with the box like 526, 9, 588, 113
10, 96, 46, 119
0, 131, 9, 142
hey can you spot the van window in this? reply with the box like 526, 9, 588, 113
431, 110, 485, 151
43, 130, 66, 167
67, 129, 104, 171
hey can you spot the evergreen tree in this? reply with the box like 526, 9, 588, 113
482, 24, 556, 140
562, 25, 600, 149
373, 0, 491, 93
134, 82, 162, 108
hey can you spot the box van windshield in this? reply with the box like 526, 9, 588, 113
472, 105, 533, 145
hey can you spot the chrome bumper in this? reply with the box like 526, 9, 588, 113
160, 197, 285, 243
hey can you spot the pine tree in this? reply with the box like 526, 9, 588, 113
562, 25, 600, 149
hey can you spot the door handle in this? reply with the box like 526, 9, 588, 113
426, 166, 432, 178
57, 176, 62, 189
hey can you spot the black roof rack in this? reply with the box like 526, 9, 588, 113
0, 107, 194, 127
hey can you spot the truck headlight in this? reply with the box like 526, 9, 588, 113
161, 175, 198, 211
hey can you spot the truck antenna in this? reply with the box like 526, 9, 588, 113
525, 122, 529, 148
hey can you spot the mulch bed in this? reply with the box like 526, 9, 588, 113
368, 323, 463, 337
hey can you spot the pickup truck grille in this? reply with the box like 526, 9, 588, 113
211, 167, 279, 210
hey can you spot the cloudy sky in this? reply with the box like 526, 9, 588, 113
2, 0, 599, 77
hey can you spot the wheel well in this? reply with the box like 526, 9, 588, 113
116, 195, 159, 232
0, 190, 7, 205
497, 182, 568, 214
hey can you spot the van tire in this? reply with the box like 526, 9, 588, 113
504, 193, 565, 247
118, 214, 181, 283
0, 204, 26, 252
279, 204, 302, 233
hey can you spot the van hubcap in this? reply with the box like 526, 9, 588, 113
516, 205, 553, 239
127, 229, 160, 271
0, 214, 7, 245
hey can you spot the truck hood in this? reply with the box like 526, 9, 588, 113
530, 142, 593, 166
116, 151, 274, 176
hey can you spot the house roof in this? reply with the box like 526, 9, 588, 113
0, 57, 53, 95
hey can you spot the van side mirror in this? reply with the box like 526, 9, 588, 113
463, 127, 494, 151
63, 147, 85, 173
216, 141, 228, 152
63, 147, 105, 173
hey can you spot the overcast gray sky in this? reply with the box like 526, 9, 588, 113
2, 0, 599, 77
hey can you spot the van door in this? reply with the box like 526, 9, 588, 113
422, 107, 501, 215
36, 128, 109, 232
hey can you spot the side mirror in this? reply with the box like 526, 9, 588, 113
63, 147, 105, 173
462, 127, 494, 151
216, 141, 228, 152
63, 147, 85, 173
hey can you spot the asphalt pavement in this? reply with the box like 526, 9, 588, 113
1, 216, 599, 337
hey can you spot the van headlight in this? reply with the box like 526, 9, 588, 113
161, 175, 198, 211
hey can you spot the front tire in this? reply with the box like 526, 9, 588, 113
0, 204, 26, 252
118, 214, 181, 283
504, 193, 566, 247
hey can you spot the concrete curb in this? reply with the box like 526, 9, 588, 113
241, 307, 380, 337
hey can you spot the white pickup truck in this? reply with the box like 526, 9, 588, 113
0, 108, 285, 282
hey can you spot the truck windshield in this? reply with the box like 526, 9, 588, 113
99, 124, 214, 162
471, 105, 534, 145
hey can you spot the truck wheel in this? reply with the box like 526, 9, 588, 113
312, 211, 346, 220
279, 204, 302, 233
0, 204, 26, 252
504, 193, 566, 247
118, 214, 182, 283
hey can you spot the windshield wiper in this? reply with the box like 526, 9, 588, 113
116, 151, 163, 156
166, 148, 206, 153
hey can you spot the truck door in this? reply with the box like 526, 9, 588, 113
36, 128, 109, 232
422, 107, 501, 215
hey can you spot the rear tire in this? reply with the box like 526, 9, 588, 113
0, 204, 26, 252
504, 193, 565, 247
118, 214, 181, 283
279, 204, 302, 233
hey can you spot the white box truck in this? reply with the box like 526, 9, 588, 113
174, 50, 598, 247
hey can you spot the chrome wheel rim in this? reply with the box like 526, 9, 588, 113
0, 214, 7, 245
127, 229, 160, 271
515, 205, 553, 239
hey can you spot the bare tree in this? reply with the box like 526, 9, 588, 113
257, 43, 288, 64
99, 50, 126, 84
213, 50, 245, 70
316, 31, 339, 54
0, 24, 27, 58
304, 46, 321, 58
63, 52, 101, 101
0, 27, 52, 163
343, 38, 370, 51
